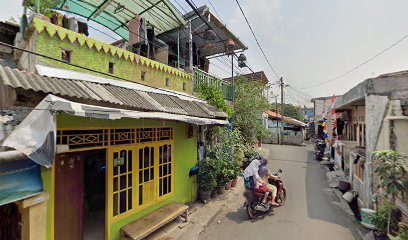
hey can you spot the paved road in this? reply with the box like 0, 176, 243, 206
198, 144, 357, 240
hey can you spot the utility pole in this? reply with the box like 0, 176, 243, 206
280, 77, 284, 144
275, 95, 278, 113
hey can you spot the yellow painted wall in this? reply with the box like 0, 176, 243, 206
50, 114, 198, 240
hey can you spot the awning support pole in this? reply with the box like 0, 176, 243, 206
177, 31, 180, 68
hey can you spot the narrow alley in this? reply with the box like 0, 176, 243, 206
198, 144, 358, 240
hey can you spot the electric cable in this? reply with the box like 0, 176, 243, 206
299, 32, 408, 89
234, 0, 279, 79
0, 41, 203, 99
206, 0, 221, 20
184, 0, 255, 73
65, 0, 249, 80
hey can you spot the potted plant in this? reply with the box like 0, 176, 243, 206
231, 160, 241, 187
213, 160, 229, 194
24, 0, 60, 21
370, 201, 399, 239
371, 150, 408, 236
198, 159, 217, 203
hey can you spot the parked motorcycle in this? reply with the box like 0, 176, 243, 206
244, 169, 286, 219
314, 139, 326, 161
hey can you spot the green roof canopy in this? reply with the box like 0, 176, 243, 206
55, 0, 186, 40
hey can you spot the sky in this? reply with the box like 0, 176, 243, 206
2, 0, 408, 106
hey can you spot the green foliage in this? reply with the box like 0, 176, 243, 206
394, 222, 408, 240
370, 201, 400, 233
196, 83, 232, 117
197, 159, 217, 191
271, 103, 304, 121
373, 150, 408, 203
24, 0, 59, 17
234, 77, 270, 144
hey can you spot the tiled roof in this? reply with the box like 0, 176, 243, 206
0, 66, 227, 119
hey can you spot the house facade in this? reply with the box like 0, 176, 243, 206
330, 72, 408, 212
0, 1, 240, 238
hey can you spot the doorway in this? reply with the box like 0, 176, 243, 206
0, 202, 21, 240
55, 150, 106, 240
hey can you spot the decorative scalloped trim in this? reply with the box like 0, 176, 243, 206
33, 17, 193, 80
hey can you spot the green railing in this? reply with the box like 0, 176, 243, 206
193, 68, 233, 101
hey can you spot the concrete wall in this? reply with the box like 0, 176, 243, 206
364, 94, 389, 208
282, 130, 304, 145
372, 99, 408, 213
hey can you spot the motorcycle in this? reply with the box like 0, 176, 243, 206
244, 169, 286, 219
314, 139, 326, 161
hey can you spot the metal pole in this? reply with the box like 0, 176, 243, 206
36, 0, 40, 14
275, 95, 278, 113
188, 20, 193, 71
231, 55, 234, 103
280, 77, 284, 144
177, 31, 180, 68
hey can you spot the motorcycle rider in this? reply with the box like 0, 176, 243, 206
243, 157, 271, 211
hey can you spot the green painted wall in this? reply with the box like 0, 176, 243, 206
41, 167, 52, 240
35, 33, 193, 94
55, 114, 198, 240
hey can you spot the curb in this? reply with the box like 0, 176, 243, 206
322, 165, 368, 240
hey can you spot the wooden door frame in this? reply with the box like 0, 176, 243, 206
54, 153, 84, 240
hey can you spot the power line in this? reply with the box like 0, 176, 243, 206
184, 0, 255, 73
173, 0, 188, 14
72, 8, 234, 79
300, 32, 408, 89
73, 0, 247, 81
209, 62, 230, 75
206, 0, 221, 20
234, 0, 279, 79
0, 41, 203, 99
288, 86, 313, 100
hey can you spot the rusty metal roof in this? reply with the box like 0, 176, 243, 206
0, 66, 227, 120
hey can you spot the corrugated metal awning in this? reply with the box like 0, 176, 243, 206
0, 66, 228, 120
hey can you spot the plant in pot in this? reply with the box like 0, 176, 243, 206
24, 0, 60, 21
371, 150, 408, 236
213, 160, 229, 194
231, 160, 241, 187
370, 201, 400, 239
198, 159, 217, 204
224, 160, 235, 190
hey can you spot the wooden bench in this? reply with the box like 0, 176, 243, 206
121, 202, 189, 240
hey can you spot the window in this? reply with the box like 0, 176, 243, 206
112, 149, 133, 216
159, 144, 173, 198
165, 78, 170, 87
109, 62, 115, 74
182, 83, 186, 91
141, 71, 146, 81
138, 146, 155, 206
61, 49, 72, 63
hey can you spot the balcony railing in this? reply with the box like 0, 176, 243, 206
193, 68, 233, 101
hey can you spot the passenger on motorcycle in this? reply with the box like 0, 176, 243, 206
243, 157, 271, 210
258, 164, 280, 207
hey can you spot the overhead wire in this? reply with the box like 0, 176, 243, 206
234, 0, 279, 79
71, 0, 249, 81
300, 32, 408, 89
0, 41, 203, 99
206, 0, 222, 20
184, 0, 255, 73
